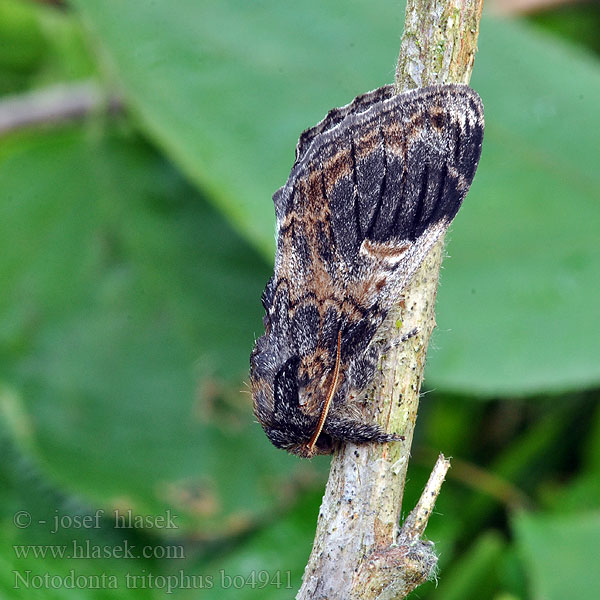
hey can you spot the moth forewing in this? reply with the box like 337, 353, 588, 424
251, 83, 484, 456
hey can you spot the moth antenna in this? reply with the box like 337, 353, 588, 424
306, 329, 342, 455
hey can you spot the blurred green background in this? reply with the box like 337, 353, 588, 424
1, 0, 599, 598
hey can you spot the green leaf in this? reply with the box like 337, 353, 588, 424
541, 401, 600, 512
0, 0, 45, 72
0, 431, 156, 599
194, 490, 321, 600
68, 0, 403, 257
67, 0, 600, 395
459, 402, 574, 535
431, 531, 505, 600
430, 19, 600, 394
513, 511, 600, 600
0, 0, 94, 95
0, 125, 324, 535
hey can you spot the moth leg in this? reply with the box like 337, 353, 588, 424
324, 418, 402, 445
345, 325, 420, 401
380, 327, 419, 353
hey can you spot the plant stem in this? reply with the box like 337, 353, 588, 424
296, 0, 483, 598
0, 81, 121, 136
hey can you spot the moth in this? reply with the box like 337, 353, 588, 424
250, 83, 484, 457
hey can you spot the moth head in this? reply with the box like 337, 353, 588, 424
264, 423, 334, 458
250, 340, 335, 457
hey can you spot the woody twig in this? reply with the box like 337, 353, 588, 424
296, 0, 483, 598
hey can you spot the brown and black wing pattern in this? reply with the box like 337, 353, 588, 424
278, 84, 483, 263
251, 84, 484, 456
